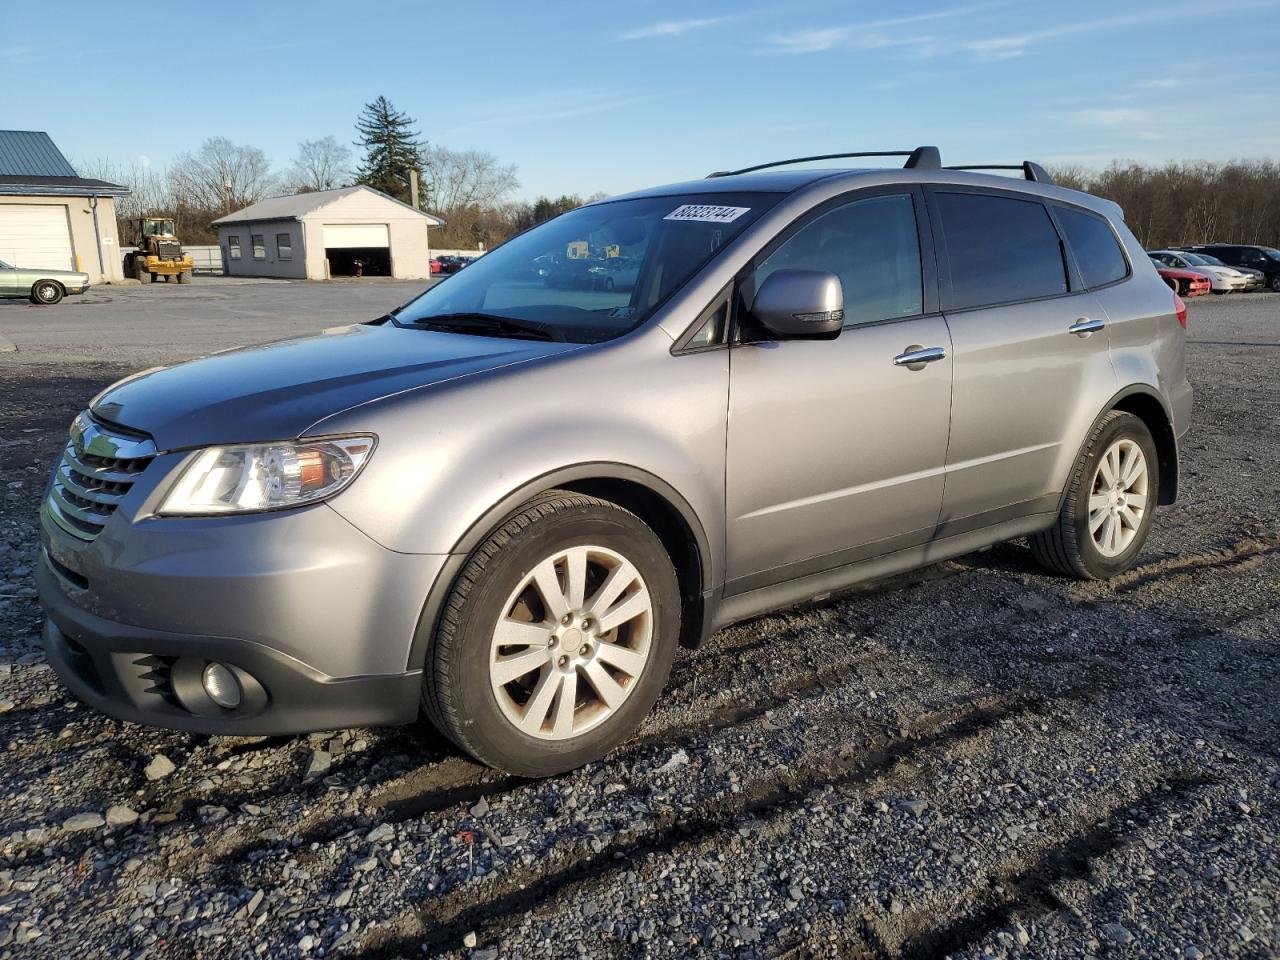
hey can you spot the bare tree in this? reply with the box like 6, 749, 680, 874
168, 137, 279, 218
422, 146, 519, 212
1051, 159, 1280, 248
288, 136, 353, 193
77, 157, 175, 241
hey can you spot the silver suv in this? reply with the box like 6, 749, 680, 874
37, 147, 1192, 776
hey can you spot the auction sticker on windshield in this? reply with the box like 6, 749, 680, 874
664, 204, 751, 223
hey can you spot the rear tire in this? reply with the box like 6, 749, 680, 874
1270, 274, 1280, 293
135, 262, 150, 284
1030, 411, 1159, 580
29, 280, 63, 305
422, 490, 681, 777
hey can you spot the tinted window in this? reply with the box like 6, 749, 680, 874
397, 192, 780, 344
754, 194, 923, 326
1055, 206, 1128, 288
936, 192, 1067, 310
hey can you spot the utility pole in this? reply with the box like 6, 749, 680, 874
409, 169, 420, 210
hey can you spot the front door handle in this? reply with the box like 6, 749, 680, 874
893, 345, 947, 369
1069, 317, 1106, 337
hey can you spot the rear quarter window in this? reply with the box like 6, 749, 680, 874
1055, 206, 1129, 288
934, 192, 1068, 310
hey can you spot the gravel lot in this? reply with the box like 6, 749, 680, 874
0, 284, 1277, 959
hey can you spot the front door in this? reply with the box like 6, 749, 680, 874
724, 189, 953, 593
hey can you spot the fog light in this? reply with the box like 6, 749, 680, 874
202, 662, 242, 709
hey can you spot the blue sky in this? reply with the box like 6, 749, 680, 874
5, 0, 1279, 201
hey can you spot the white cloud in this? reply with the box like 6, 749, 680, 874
1068, 108, 1152, 126
758, 4, 1004, 55
616, 16, 736, 42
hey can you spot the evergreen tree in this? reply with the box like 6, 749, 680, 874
354, 96, 425, 206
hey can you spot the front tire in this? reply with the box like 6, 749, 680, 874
1030, 411, 1159, 579
1270, 274, 1280, 293
423, 491, 681, 777
30, 280, 63, 305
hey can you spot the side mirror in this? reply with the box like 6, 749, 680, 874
751, 270, 844, 339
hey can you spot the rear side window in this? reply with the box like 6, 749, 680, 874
935, 192, 1067, 310
1055, 206, 1128, 288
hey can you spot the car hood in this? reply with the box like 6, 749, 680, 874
91, 322, 579, 450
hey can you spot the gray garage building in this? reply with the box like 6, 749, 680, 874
212, 185, 445, 280
0, 130, 128, 285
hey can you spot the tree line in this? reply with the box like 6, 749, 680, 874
1051, 159, 1280, 249
81, 96, 595, 248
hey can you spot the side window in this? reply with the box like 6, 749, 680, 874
935, 192, 1067, 310
754, 194, 923, 326
1055, 206, 1128, 288
227, 236, 241, 260
251, 235, 266, 259
276, 233, 292, 260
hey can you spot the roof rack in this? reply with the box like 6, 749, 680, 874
707, 145, 942, 178
944, 162, 1054, 185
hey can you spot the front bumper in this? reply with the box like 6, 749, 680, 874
36, 466, 451, 734
40, 578, 422, 734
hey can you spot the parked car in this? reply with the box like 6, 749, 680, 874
1147, 250, 1253, 293
588, 256, 642, 291
37, 147, 1192, 777
1149, 258, 1211, 298
436, 256, 465, 275
1184, 243, 1280, 292
429, 258, 444, 275
0, 259, 90, 305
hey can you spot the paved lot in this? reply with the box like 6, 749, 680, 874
0, 287, 1277, 959
0, 277, 436, 366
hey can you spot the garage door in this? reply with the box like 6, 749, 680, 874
0, 204, 74, 270
322, 224, 389, 248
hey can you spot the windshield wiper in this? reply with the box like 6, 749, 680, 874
406, 312, 557, 341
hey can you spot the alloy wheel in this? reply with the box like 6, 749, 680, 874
489, 545, 653, 739
1088, 438, 1149, 557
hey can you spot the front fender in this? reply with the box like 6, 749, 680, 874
315, 329, 729, 583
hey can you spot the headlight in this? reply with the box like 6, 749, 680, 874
158, 436, 374, 516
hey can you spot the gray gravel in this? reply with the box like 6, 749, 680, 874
0, 288, 1276, 958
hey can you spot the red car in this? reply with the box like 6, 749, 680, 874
429, 258, 444, 275
1152, 262, 1210, 298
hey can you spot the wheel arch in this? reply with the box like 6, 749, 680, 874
1069, 386, 1179, 508
33, 278, 66, 297
406, 463, 715, 672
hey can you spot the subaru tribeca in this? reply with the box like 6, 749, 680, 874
37, 147, 1192, 776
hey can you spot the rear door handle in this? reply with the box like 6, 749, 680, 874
893, 345, 947, 369
1069, 317, 1106, 337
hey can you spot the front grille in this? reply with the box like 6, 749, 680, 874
44, 413, 156, 542
156, 241, 182, 260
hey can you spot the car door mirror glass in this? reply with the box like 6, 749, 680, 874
751, 270, 844, 339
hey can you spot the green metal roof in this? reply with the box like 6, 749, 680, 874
0, 130, 79, 177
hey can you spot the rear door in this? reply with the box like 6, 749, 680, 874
723, 187, 953, 590
0, 260, 17, 296
928, 188, 1117, 532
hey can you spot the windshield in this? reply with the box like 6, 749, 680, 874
1183, 253, 1223, 266
0, 259, 11, 269
142, 220, 175, 237
396, 192, 781, 343
1262, 248, 1280, 259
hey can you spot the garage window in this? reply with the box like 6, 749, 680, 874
276, 233, 292, 260
251, 235, 266, 259
227, 236, 241, 259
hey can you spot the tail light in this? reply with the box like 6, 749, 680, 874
1174, 293, 1187, 328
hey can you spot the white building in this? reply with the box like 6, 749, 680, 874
212, 185, 445, 280
0, 130, 128, 285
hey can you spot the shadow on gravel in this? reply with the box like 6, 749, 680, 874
356, 696, 1048, 959
881, 773, 1215, 960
